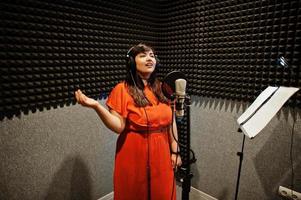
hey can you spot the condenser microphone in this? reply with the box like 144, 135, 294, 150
175, 79, 187, 121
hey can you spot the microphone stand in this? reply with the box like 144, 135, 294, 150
161, 71, 196, 200
179, 95, 195, 200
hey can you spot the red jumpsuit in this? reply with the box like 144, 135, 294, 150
106, 82, 176, 200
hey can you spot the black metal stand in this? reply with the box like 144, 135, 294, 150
181, 96, 195, 200
234, 129, 245, 200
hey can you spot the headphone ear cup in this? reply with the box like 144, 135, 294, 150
126, 55, 135, 72
129, 56, 135, 72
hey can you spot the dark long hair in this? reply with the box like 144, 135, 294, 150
125, 43, 168, 107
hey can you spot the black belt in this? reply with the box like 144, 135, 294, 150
127, 125, 171, 134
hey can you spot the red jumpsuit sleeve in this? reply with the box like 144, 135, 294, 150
106, 82, 129, 118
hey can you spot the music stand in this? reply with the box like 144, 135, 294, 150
234, 86, 299, 200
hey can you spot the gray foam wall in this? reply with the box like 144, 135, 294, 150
0, 100, 117, 200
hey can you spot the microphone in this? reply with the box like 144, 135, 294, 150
175, 79, 187, 121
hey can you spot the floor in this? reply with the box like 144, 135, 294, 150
99, 185, 217, 200
176, 184, 218, 200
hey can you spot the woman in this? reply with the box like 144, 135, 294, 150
75, 43, 182, 200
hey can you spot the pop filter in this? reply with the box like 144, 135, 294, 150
161, 71, 186, 100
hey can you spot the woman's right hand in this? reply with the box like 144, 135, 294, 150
75, 89, 99, 109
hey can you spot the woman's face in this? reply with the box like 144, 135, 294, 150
135, 50, 156, 78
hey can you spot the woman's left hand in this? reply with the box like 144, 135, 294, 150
171, 154, 182, 170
